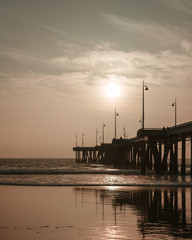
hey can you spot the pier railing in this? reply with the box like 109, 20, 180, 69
73, 121, 192, 175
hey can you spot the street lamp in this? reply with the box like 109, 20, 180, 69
102, 123, 106, 143
96, 129, 99, 145
142, 81, 149, 129
115, 108, 119, 139
139, 119, 142, 128
172, 99, 177, 127
82, 133, 84, 147
75, 134, 78, 147
123, 126, 126, 139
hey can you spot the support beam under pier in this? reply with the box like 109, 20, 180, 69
181, 137, 186, 175
174, 137, 178, 174
191, 136, 192, 176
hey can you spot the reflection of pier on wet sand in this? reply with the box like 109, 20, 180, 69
74, 187, 192, 239
73, 121, 192, 175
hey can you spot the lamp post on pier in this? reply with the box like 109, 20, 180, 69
172, 99, 177, 127
82, 133, 84, 147
75, 134, 78, 147
142, 81, 149, 129
96, 129, 99, 146
123, 126, 126, 139
115, 108, 119, 139
102, 123, 106, 143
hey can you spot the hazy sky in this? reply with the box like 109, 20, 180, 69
0, 0, 192, 158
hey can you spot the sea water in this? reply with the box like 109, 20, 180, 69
0, 158, 192, 240
0, 158, 191, 186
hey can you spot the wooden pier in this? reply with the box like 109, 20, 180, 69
73, 121, 192, 175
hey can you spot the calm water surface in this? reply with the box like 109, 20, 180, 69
0, 158, 192, 239
73, 186, 192, 240
0, 186, 192, 240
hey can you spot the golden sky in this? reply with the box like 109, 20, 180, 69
0, 0, 192, 158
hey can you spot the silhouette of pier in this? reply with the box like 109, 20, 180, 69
74, 187, 192, 239
73, 121, 192, 175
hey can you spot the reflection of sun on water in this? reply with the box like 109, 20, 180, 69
105, 83, 120, 98
103, 175, 123, 185
105, 226, 118, 239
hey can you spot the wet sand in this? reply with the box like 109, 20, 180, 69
0, 185, 191, 240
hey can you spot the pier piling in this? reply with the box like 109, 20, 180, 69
73, 121, 192, 175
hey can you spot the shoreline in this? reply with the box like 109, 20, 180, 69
0, 183, 192, 187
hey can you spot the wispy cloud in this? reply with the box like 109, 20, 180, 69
1, 42, 192, 101
0, 5, 70, 38
152, 0, 192, 14
50, 44, 192, 87
101, 12, 186, 48
181, 41, 192, 53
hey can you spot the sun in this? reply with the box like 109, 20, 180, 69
105, 82, 120, 98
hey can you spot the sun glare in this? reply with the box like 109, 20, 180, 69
105, 83, 120, 98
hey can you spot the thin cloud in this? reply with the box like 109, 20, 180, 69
181, 41, 192, 53
101, 12, 185, 47
51, 46, 192, 87
152, 0, 192, 14
28, 19, 69, 38
1, 40, 192, 101
0, 5, 70, 39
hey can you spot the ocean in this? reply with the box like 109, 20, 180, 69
0, 158, 192, 240
0, 158, 191, 187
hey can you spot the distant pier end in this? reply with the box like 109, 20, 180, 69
73, 121, 192, 175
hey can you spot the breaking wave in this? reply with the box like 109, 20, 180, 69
0, 158, 191, 187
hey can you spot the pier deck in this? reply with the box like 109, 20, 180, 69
73, 121, 192, 175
